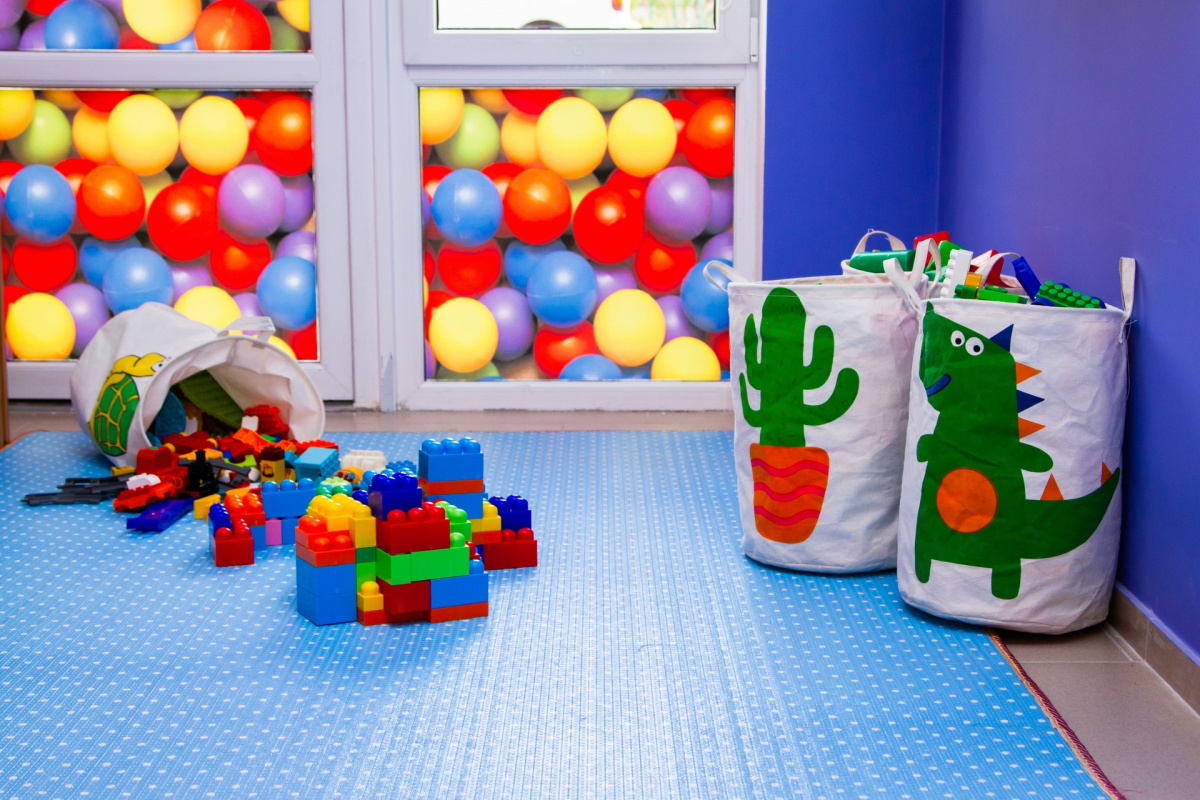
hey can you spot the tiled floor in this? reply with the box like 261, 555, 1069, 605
7, 402, 1200, 800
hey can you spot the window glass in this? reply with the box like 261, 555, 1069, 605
436, 0, 715, 31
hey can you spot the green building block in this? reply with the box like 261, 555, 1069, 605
355, 561, 376, 590
978, 286, 1026, 304
410, 544, 470, 582
435, 501, 474, 539
176, 371, 244, 430
376, 550, 411, 585
847, 248, 915, 274
953, 284, 979, 300
356, 547, 375, 564
1036, 281, 1103, 309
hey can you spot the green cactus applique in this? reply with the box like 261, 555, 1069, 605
740, 288, 859, 543
914, 308, 1120, 599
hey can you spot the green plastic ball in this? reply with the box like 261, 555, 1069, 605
151, 90, 204, 109
7, 100, 72, 165
436, 361, 501, 381
575, 87, 635, 111
434, 104, 500, 171
270, 17, 307, 51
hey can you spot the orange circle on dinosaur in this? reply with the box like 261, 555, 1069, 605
936, 468, 997, 533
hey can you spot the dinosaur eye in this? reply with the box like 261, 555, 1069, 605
965, 337, 984, 356
951, 331, 965, 347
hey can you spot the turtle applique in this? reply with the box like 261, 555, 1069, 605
89, 353, 166, 457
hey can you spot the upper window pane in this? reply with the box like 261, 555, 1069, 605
436, 0, 716, 31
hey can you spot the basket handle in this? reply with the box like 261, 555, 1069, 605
851, 229, 906, 256
884, 257, 923, 313
1119, 257, 1136, 343
218, 316, 276, 343
703, 260, 749, 292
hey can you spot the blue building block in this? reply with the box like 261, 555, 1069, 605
251, 524, 267, 551
418, 438, 483, 483
296, 560, 356, 596
127, 498, 192, 532
388, 459, 417, 475
368, 472, 422, 520
423, 489, 484, 519
490, 495, 532, 531
297, 588, 356, 625
280, 516, 299, 546
294, 447, 339, 483
208, 502, 231, 536
430, 563, 488, 609
261, 478, 317, 519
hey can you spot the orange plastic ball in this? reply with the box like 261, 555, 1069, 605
254, 96, 312, 177
77, 165, 146, 241
682, 97, 735, 179
194, 0, 271, 51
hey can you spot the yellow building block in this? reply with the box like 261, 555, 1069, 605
193, 494, 221, 520
964, 272, 982, 289
357, 581, 384, 612
349, 504, 376, 549
471, 501, 501, 533
111, 465, 134, 477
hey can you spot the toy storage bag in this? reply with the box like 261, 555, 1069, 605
71, 302, 324, 467
888, 257, 1135, 633
712, 257, 931, 573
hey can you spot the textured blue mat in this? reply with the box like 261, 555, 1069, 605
0, 432, 1107, 799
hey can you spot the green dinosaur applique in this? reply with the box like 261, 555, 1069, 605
913, 308, 1120, 599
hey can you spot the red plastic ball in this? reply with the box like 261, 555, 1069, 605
503, 168, 571, 245
424, 289, 453, 338
483, 161, 522, 239
194, 0, 272, 51
573, 186, 644, 265
179, 166, 225, 201
77, 164, 146, 241
209, 230, 272, 291
634, 233, 696, 293
13, 238, 77, 292
250, 91, 304, 105
254, 97, 312, 177
663, 99, 697, 160
76, 89, 131, 113
502, 89, 563, 115
148, 184, 219, 262
707, 330, 730, 370
606, 169, 650, 204
422, 165, 450, 241
2, 241, 10, 282
4, 285, 30, 314
678, 88, 733, 105
437, 239, 502, 297
0, 161, 20, 236
54, 157, 97, 194
533, 322, 598, 378
234, 97, 266, 152
423, 242, 435, 284
285, 321, 318, 360
119, 29, 156, 50
26, 0, 66, 15
683, 97, 735, 179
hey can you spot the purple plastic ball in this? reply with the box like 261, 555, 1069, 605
0, 0, 22, 28
233, 292, 261, 318
706, 177, 732, 234
424, 340, 436, 379
218, 164, 286, 240
0, 26, 19, 50
421, 188, 431, 232
280, 173, 314, 233
645, 166, 712, 243
657, 294, 703, 343
170, 263, 212, 303
276, 229, 315, 263
594, 264, 637, 307
19, 20, 46, 50
479, 286, 535, 362
700, 231, 733, 263
55, 282, 109, 357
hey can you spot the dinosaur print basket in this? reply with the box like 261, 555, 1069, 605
890, 258, 1136, 633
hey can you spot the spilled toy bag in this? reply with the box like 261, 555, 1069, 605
889, 258, 1135, 633
70, 302, 324, 467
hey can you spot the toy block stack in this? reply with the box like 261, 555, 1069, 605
261, 478, 316, 547
294, 446, 339, 483
207, 503, 254, 567
294, 500, 358, 626
480, 495, 538, 570
225, 491, 267, 550
418, 438, 485, 519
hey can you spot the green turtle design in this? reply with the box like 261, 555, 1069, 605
89, 353, 166, 457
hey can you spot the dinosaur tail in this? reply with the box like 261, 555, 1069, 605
1020, 467, 1121, 560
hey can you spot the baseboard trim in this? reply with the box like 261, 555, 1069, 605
1108, 586, 1200, 715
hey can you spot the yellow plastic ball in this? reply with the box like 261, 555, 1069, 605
0, 89, 35, 140
593, 289, 665, 367
179, 96, 249, 175
5, 293, 76, 360
535, 96, 607, 180
419, 88, 465, 146
423, 276, 429, 308
276, 0, 310, 33
650, 336, 721, 380
72, 105, 112, 163
124, 0, 202, 45
174, 285, 241, 330
43, 90, 81, 111
566, 173, 599, 214
470, 88, 511, 114
500, 110, 540, 168
607, 98, 677, 178
7, 100, 72, 165
108, 94, 179, 176
269, 336, 297, 359
428, 297, 498, 374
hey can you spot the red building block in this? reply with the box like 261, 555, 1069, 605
479, 528, 538, 570
418, 477, 486, 495
357, 608, 389, 626
226, 491, 266, 527
295, 514, 326, 549
427, 602, 488, 622
378, 578, 431, 615
212, 522, 255, 567
295, 439, 339, 455
135, 446, 177, 475
296, 533, 356, 567
386, 610, 425, 623
376, 504, 451, 555
243, 404, 289, 437
114, 478, 178, 511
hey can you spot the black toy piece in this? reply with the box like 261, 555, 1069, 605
186, 451, 219, 496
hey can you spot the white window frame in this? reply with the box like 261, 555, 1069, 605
384, 0, 764, 411
0, 1, 359, 402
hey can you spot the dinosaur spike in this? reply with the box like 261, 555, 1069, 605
1102, 463, 1113, 484
1017, 418, 1045, 439
1041, 475, 1063, 501
1014, 362, 1041, 384
990, 325, 1013, 352
1015, 390, 1044, 413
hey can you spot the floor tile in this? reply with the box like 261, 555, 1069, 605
1003, 625, 1133, 663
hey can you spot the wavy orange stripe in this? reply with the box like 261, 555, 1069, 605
753, 482, 827, 502
749, 458, 830, 478
753, 471, 829, 493
754, 506, 822, 526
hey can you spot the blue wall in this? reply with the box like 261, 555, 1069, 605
761, 0, 945, 280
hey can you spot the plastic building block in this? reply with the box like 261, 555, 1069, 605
208, 502, 231, 536
489, 495, 532, 531
356, 546, 376, 564
410, 534, 470, 581
953, 284, 978, 300
258, 445, 287, 485
480, 528, 538, 570
193, 494, 220, 519
127, 473, 161, 490
964, 272, 982, 289
280, 516, 299, 546
295, 514, 326, 548
418, 438, 484, 483
177, 371, 245, 430
427, 602, 488, 623
296, 439, 339, 454
472, 502, 501, 533
250, 525, 267, 550
348, 504, 376, 549
978, 285, 1026, 304
847, 248, 914, 274
185, 451, 219, 496
226, 492, 266, 527
297, 588, 356, 626
1035, 281, 1104, 309
295, 560, 356, 596
357, 580, 385, 612
127, 498, 192, 532
294, 447, 339, 483
378, 578, 430, 615
114, 478, 177, 511
243, 404, 288, 437
387, 459, 417, 475
211, 522, 255, 567
296, 532, 356, 568
368, 472, 423, 520
342, 449, 388, 473
419, 476, 486, 495
355, 561, 377, 589
424, 490, 484, 520
376, 504, 451, 555
1010, 256, 1043, 298
307, 494, 356, 532
135, 446, 177, 475
265, 518, 282, 546
376, 550, 412, 585
433, 502, 473, 538
163, 431, 217, 455
430, 564, 487, 609
260, 478, 317, 519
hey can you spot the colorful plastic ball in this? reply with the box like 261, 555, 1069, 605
107, 94, 178, 176
683, 97, 734, 178
277, 173, 312, 233
148, 183, 218, 261
565, 173, 599, 215
71, 105, 110, 162
5, 292, 75, 359
431, 168, 502, 248
0, 0, 21, 28
421, 186, 431, 232
658, 294, 703, 342
219, 164, 285, 240
607, 98, 677, 178
233, 96, 265, 147
593, 288, 665, 367
53, 156, 96, 198
536, 97, 607, 180
680, 260, 731, 332
77, 164, 145, 240
232, 290, 260, 318
55, 281, 108, 355
503, 238, 564, 292
4, 165, 75, 242
470, 88, 510, 114
0, 88, 35, 139
159, 31, 196, 50
123, 0, 199, 44
424, 288, 452, 337
706, 177, 732, 234
428, 297, 497, 373
560, 353, 623, 380
533, 321, 597, 377
13, 237, 76, 291
634, 88, 669, 102
500, 111, 540, 168
435, 103, 500, 171
276, 228, 314, 262
422, 164, 449, 240
169, 262, 212, 303
1, 242, 7, 280
679, 88, 733, 104
503, 168, 571, 245
479, 286, 534, 362
419, 88, 465, 146
256, 255, 316, 330
576, 88, 634, 112
285, 320, 317, 360
175, 284, 241, 329
102, 246, 173, 313
634, 233, 695, 294
178, 164, 222, 199
594, 264, 637, 306
425, 339, 436, 378
18, 20, 45, 50
645, 166, 712, 243
700, 231, 733, 262
42, 89, 82, 110
210, 230, 271, 290
503, 89, 563, 115
526, 250, 597, 328
438, 239, 501, 297
606, 168, 650, 202
179, 95, 248, 174
708, 329, 730, 369
194, 0, 271, 50
3, 285, 30, 317
76, 88, 129, 112
139, 170, 172, 210
275, 0, 309, 32
436, 362, 500, 381
650, 335, 720, 380
8, 100, 71, 164
664, 99, 695, 155
254, 96, 312, 176
44, 0, 119, 49
79, 235, 136, 285
573, 185, 644, 264
269, 335, 296, 358
0, 26, 16, 50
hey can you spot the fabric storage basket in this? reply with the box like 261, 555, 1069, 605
716, 260, 930, 573
71, 302, 324, 467
889, 257, 1135, 633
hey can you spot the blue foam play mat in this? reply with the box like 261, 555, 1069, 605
0, 431, 1111, 799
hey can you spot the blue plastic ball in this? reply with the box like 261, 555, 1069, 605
526, 250, 598, 328
79, 236, 138, 286
102, 247, 173, 314
559, 354, 624, 381
160, 33, 197, 51
3, 165, 76, 243
256, 256, 317, 330
621, 363, 652, 380
503, 238, 565, 293
430, 168, 502, 248
633, 88, 670, 101
421, 187, 430, 232
44, 0, 119, 50
680, 258, 732, 333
